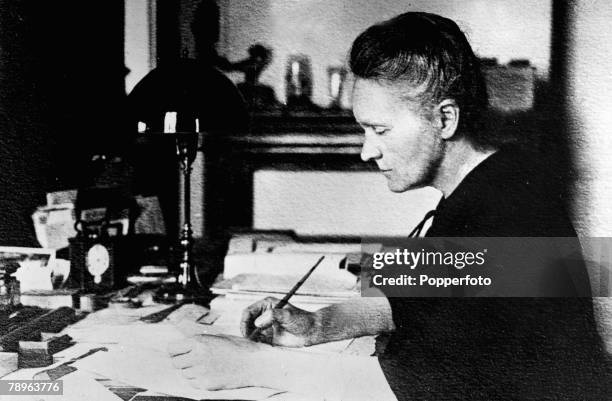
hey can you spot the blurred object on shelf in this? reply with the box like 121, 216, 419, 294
219, 43, 282, 112
327, 66, 347, 110
285, 54, 320, 112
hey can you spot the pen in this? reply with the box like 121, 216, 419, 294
248, 255, 325, 341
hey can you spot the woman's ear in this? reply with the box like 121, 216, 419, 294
437, 99, 460, 140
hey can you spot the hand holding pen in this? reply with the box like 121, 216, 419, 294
241, 256, 325, 347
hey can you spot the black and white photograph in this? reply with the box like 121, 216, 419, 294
0, 1, 611, 400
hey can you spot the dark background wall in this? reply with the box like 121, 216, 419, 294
0, 0, 125, 246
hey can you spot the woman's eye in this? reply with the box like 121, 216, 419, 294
374, 127, 388, 135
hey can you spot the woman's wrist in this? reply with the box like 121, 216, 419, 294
304, 310, 325, 346
307, 297, 395, 345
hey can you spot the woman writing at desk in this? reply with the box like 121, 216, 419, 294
168, 11, 610, 401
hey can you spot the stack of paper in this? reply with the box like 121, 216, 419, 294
214, 234, 367, 304
212, 273, 357, 299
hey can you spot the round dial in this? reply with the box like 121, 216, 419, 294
86, 244, 110, 284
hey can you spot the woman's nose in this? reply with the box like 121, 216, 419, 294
360, 131, 382, 162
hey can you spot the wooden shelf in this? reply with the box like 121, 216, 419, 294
204, 132, 363, 155
202, 113, 363, 154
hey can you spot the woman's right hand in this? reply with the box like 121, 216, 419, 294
240, 297, 320, 347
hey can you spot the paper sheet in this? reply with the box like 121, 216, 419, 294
64, 323, 188, 353
62, 320, 280, 400
74, 344, 281, 400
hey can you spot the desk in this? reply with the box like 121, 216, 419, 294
2, 301, 376, 400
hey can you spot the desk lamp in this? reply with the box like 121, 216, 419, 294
137, 113, 202, 303
127, 58, 249, 304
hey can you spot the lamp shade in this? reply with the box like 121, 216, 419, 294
127, 58, 249, 134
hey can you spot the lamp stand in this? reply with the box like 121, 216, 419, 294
155, 132, 205, 304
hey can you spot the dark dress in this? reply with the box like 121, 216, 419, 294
378, 146, 611, 400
